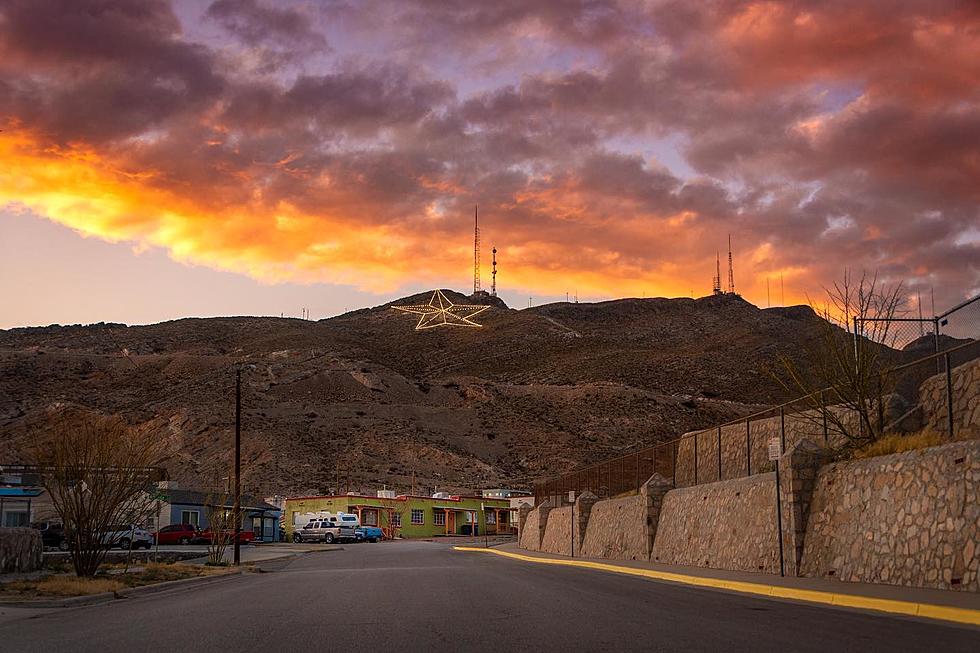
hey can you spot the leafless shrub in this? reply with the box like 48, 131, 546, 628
33, 411, 168, 577
777, 270, 907, 451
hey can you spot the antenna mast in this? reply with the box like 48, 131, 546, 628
491, 247, 497, 296
712, 253, 722, 295
727, 234, 735, 294
473, 205, 481, 294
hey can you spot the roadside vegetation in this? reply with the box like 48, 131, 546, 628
0, 563, 228, 600
32, 410, 169, 577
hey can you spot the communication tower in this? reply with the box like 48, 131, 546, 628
491, 247, 497, 296
473, 205, 481, 294
727, 234, 735, 295
712, 253, 722, 295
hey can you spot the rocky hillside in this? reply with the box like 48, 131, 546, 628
0, 292, 848, 496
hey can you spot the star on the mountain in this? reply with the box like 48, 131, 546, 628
391, 289, 490, 330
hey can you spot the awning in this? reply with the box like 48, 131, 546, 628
0, 488, 44, 497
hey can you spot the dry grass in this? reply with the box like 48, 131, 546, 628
852, 430, 947, 459
2, 576, 125, 597
0, 563, 228, 600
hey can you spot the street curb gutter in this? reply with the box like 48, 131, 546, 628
453, 546, 980, 628
0, 569, 245, 609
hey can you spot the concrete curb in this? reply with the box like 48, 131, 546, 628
0, 569, 244, 609
454, 546, 980, 628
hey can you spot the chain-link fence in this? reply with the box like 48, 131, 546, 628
534, 296, 980, 505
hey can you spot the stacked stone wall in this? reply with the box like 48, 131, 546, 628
539, 506, 573, 555
579, 495, 649, 561
652, 473, 780, 573
0, 527, 43, 574
519, 508, 542, 551
801, 439, 980, 591
674, 407, 857, 488
919, 358, 980, 435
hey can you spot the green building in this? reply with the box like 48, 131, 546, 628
283, 493, 513, 540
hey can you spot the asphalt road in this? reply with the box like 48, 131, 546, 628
2, 541, 977, 652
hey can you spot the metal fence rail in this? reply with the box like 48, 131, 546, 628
534, 336, 979, 506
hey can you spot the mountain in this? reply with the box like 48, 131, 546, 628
0, 292, 839, 496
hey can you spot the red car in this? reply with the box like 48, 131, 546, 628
197, 529, 255, 545
153, 523, 202, 545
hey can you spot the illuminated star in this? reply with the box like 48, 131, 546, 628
391, 289, 490, 329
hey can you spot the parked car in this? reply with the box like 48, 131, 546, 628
355, 526, 383, 543
153, 523, 202, 545
100, 524, 154, 550
197, 529, 255, 545
292, 519, 352, 544
32, 521, 69, 551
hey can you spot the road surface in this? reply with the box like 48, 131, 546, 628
2, 541, 976, 652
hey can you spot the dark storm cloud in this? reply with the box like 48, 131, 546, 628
0, 0, 977, 304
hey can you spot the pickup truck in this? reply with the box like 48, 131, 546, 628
293, 518, 357, 544
355, 526, 383, 543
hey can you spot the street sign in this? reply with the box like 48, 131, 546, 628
567, 490, 575, 503
768, 436, 782, 461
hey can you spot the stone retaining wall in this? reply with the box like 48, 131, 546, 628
651, 473, 781, 573
673, 408, 855, 488
539, 506, 573, 556
519, 506, 543, 551
801, 439, 980, 591
920, 358, 980, 436
0, 527, 43, 574
579, 495, 649, 561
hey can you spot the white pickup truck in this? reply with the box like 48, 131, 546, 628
292, 512, 360, 543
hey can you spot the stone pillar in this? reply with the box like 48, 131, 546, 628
641, 473, 674, 558
778, 438, 824, 576
0, 527, 43, 574
517, 503, 532, 539
573, 491, 598, 552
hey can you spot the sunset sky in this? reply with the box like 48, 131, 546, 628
1, 0, 978, 328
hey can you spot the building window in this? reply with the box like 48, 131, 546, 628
391, 512, 401, 528
485, 510, 496, 525
363, 510, 377, 526
181, 510, 200, 527
433, 511, 446, 526
411, 509, 424, 525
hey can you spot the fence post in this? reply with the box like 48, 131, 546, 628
821, 389, 828, 445
635, 452, 640, 493
945, 352, 954, 438
693, 433, 699, 485
672, 440, 678, 487
717, 426, 722, 481
745, 419, 751, 476
779, 405, 786, 451
934, 317, 942, 374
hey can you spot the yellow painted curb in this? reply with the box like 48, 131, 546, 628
453, 546, 980, 627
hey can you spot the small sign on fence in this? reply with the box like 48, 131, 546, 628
768, 436, 782, 461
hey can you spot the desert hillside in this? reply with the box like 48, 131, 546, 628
0, 292, 851, 496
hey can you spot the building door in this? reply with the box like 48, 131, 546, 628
447, 510, 456, 534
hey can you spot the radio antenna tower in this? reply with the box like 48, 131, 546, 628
491, 247, 497, 296
712, 252, 722, 295
727, 234, 735, 295
473, 205, 481, 294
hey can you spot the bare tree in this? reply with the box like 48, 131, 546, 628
778, 270, 907, 450
199, 443, 261, 565
204, 481, 237, 566
33, 411, 168, 577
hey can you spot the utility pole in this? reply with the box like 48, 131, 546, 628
234, 367, 242, 566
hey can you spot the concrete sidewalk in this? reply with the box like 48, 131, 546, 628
457, 543, 980, 626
